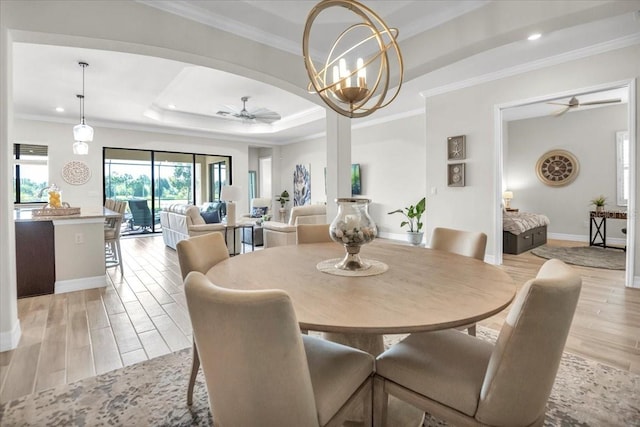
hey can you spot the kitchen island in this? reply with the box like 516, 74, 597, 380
14, 207, 117, 298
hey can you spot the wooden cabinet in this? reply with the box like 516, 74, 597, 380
15, 221, 55, 298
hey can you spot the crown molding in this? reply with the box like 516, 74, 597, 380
15, 113, 270, 145
288, 107, 424, 144
136, 0, 316, 58
420, 33, 640, 98
352, 108, 423, 130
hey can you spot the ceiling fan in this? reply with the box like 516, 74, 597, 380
548, 95, 621, 116
216, 96, 281, 124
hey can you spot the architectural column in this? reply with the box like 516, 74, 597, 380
0, 25, 21, 351
325, 111, 351, 219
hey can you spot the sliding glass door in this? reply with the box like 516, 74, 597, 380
154, 152, 195, 215
104, 148, 232, 236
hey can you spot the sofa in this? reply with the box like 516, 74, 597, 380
262, 204, 327, 248
160, 204, 238, 254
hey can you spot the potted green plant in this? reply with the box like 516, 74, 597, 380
276, 190, 290, 222
388, 197, 426, 246
276, 190, 290, 208
590, 195, 606, 213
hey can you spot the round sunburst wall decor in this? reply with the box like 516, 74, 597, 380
62, 160, 91, 185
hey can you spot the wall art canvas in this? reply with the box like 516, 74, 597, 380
294, 164, 311, 206
351, 164, 361, 195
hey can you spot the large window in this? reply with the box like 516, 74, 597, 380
616, 130, 630, 206
104, 148, 231, 235
13, 144, 48, 204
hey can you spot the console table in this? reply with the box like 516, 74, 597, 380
589, 210, 627, 251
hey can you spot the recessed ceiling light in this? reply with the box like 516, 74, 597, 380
528, 33, 542, 41
55, 107, 64, 112
168, 104, 176, 109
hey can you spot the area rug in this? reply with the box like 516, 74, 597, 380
531, 245, 626, 270
1, 328, 638, 426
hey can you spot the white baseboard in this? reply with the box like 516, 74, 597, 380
0, 320, 21, 352
633, 276, 640, 288
548, 233, 626, 246
377, 231, 410, 243
55, 275, 107, 294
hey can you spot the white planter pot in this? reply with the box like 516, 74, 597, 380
407, 231, 424, 246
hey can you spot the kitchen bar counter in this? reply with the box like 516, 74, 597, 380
14, 206, 117, 297
14, 206, 118, 222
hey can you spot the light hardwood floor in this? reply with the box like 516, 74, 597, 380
0, 236, 638, 403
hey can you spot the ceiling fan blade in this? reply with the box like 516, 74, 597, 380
553, 106, 571, 116
249, 108, 281, 123
580, 98, 621, 106
216, 98, 281, 124
255, 116, 281, 124
547, 101, 571, 106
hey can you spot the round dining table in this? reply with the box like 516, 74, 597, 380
206, 240, 516, 426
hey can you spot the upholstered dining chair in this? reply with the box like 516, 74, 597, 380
429, 227, 488, 336
176, 232, 229, 406
373, 259, 581, 427
184, 271, 375, 426
429, 227, 487, 261
297, 223, 333, 244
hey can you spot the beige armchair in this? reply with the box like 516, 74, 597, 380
240, 197, 272, 221
263, 204, 327, 248
429, 227, 488, 335
184, 271, 375, 426
374, 259, 582, 427
176, 232, 230, 406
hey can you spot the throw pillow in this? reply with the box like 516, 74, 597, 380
201, 210, 220, 224
250, 206, 268, 218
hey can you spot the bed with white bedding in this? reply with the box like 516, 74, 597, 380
503, 212, 550, 255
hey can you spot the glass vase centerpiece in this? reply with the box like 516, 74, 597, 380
329, 198, 377, 270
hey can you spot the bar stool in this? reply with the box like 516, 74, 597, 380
105, 200, 127, 272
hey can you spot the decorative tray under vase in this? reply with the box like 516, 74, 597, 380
32, 204, 80, 217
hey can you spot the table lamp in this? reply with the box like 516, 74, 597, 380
502, 191, 514, 209
220, 185, 242, 226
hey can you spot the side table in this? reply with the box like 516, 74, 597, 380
589, 210, 627, 251
241, 224, 263, 248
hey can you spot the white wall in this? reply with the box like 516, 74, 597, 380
425, 44, 638, 264
13, 119, 250, 214
507, 104, 627, 239
279, 114, 426, 235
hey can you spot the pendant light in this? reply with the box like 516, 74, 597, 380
73, 61, 93, 154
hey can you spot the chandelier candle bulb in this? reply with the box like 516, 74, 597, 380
357, 57, 366, 87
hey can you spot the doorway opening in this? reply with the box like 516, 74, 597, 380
494, 80, 636, 287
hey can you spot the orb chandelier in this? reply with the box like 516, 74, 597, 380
303, 0, 403, 118
72, 61, 93, 154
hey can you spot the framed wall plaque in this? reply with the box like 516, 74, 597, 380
447, 135, 466, 160
448, 163, 465, 187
